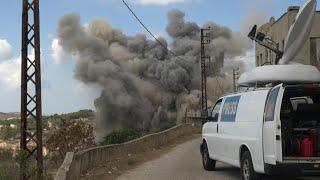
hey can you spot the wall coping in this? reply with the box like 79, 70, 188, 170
54, 152, 75, 180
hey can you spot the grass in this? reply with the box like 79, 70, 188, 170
0, 149, 13, 161
0, 149, 18, 180
0, 149, 53, 180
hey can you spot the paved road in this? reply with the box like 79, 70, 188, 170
116, 138, 318, 180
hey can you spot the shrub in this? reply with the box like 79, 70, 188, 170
0, 167, 10, 180
0, 126, 18, 140
15, 149, 29, 163
0, 149, 13, 161
158, 122, 177, 132
101, 128, 141, 145
46, 119, 95, 158
0, 150, 18, 180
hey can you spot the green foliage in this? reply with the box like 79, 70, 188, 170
0, 167, 10, 180
158, 122, 177, 132
29, 165, 52, 180
0, 150, 18, 180
100, 122, 178, 145
0, 109, 95, 141
0, 125, 18, 140
15, 149, 29, 162
0, 119, 19, 126
0, 149, 13, 161
101, 128, 141, 145
44, 109, 94, 121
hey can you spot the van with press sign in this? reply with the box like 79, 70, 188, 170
200, 0, 320, 179
201, 84, 320, 180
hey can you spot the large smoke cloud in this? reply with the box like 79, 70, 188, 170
56, 10, 250, 138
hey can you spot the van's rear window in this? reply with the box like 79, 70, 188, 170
265, 87, 280, 122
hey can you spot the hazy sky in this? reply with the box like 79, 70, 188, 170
0, 0, 318, 114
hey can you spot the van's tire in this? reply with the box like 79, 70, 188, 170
240, 151, 261, 180
201, 142, 216, 171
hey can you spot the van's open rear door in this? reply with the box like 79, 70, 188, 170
263, 84, 284, 165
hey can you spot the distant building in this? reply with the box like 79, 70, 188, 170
256, 6, 320, 68
10, 124, 17, 129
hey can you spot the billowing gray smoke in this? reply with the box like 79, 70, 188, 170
57, 10, 250, 138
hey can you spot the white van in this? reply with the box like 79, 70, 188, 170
201, 83, 320, 180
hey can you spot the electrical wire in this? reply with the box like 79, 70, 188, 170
122, 0, 225, 95
122, 0, 182, 59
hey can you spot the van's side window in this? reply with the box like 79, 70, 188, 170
265, 87, 280, 122
211, 100, 222, 122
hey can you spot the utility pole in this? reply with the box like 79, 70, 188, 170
200, 28, 211, 118
233, 68, 240, 92
21, 0, 43, 179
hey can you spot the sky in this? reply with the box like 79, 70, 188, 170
0, 0, 319, 115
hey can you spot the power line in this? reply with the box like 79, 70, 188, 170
122, 0, 225, 96
122, 0, 181, 59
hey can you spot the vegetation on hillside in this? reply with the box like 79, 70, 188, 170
100, 128, 141, 145
100, 121, 176, 146
0, 110, 95, 179
45, 109, 94, 122
0, 109, 95, 141
0, 149, 18, 180
46, 119, 95, 158
0, 125, 19, 140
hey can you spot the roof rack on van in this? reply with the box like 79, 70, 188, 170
221, 85, 272, 97
235, 82, 320, 95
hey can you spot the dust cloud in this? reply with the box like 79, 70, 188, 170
56, 9, 250, 139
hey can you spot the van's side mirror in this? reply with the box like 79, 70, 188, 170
213, 114, 219, 122
203, 116, 213, 124
207, 114, 218, 122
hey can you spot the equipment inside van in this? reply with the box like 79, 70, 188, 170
281, 85, 320, 159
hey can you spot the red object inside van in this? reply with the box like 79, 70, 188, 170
300, 137, 313, 157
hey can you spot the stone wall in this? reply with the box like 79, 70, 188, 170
54, 123, 201, 180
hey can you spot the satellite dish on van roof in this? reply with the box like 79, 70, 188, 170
279, 0, 317, 64
238, 64, 320, 86
238, 0, 319, 87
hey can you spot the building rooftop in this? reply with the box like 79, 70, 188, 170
287, 6, 300, 12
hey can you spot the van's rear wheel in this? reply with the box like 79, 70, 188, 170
202, 142, 216, 171
240, 151, 261, 180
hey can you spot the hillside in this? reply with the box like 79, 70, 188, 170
0, 112, 20, 121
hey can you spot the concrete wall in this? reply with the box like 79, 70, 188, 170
54, 123, 201, 180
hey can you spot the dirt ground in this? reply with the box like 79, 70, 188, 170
81, 133, 200, 180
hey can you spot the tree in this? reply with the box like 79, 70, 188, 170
0, 126, 18, 140
46, 119, 95, 158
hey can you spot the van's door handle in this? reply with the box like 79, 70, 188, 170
216, 124, 219, 133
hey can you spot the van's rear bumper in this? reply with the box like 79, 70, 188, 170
265, 163, 320, 176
